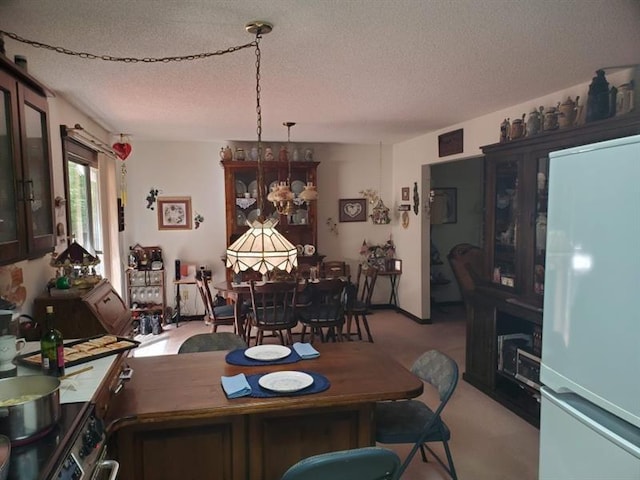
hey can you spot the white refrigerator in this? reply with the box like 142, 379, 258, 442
539, 134, 640, 479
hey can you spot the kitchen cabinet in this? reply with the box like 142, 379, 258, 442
221, 158, 320, 281
0, 55, 55, 265
33, 279, 132, 339
466, 112, 640, 426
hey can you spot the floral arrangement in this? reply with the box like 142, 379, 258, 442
359, 238, 396, 271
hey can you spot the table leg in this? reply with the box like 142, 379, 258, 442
175, 283, 181, 327
388, 274, 399, 308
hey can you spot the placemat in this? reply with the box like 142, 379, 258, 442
225, 348, 302, 366
246, 371, 330, 398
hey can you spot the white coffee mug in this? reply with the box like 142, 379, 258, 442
0, 335, 26, 367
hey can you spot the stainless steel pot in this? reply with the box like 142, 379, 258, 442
0, 376, 61, 443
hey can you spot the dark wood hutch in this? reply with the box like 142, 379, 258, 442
467, 112, 640, 426
221, 158, 321, 281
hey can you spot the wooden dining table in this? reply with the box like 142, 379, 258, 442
104, 342, 423, 480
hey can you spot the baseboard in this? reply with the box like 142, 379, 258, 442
396, 307, 432, 325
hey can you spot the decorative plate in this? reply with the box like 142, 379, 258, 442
303, 244, 316, 256
247, 209, 260, 222
247, 180, 258, 197
291, 180, 306, 195
235, 180, 247, 197
236, 209, 247, 226
244, 345, 292, 361
258, 371, 314, 393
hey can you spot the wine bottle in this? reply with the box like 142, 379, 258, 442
41, 306, 65, 377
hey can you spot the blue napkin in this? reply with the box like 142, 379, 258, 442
221, 373, 252, 398
293, 342, 320, 359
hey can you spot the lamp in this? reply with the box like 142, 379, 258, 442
226, 22, 298, 275
269, 122, 317, 215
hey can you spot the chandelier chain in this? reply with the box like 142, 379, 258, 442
0, 29, 256, 63
254, 31, 265, 214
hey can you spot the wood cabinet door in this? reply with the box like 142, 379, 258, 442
465, 297, 496, 390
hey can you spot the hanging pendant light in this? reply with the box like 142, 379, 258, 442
226, 22, 297, 274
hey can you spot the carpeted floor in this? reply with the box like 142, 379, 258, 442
133, 305, 539, 480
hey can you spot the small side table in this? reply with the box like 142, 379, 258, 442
373, 260, 402, 309
173, 278, 197, 327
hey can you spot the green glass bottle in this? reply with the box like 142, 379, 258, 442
41, 305, 65, 376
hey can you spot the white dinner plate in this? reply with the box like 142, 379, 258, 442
244, 345, 292, 361
291, 180, 306, 195
258, 371, 314, 393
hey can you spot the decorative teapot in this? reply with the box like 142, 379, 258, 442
526, 106, 543, 136
220, 146, 233, 161
558, 96, 579, 128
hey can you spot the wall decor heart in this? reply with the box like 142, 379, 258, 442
338, 198, 367, 222
112, 142, 132, 160
344, 202, 362, 218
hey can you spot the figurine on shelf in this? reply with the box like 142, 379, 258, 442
264, 147, 274, 161
586, 69, 610, 122
500, 118, 510, 143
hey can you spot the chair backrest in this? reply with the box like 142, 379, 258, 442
280, 446, 401, 480
321, 261, 349, 279
195, 277, 213, 318
249, 281, 298, 325
447, 243, 484, 301
178, 332, 247, 354
411, 350, 459, 411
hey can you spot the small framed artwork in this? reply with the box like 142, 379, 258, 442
338, 198, 367, 222
438, 128, 464, 157
430, 188, 457, 224
157, 196, 192, 230
401, 187, 410, 201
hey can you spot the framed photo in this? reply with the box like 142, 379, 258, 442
438, 129, 464, 157
338, 198, 367, 222
157, 196, 192, 230
430, 188, 457, 224
401, 187, 410, 201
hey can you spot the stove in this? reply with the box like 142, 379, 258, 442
7, 402, 110, 480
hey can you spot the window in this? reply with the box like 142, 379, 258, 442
62, 138, 103, 272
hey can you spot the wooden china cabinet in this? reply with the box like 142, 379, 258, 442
466, 112, 640, 427
221, 158, 320, 281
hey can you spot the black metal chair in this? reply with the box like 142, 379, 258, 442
297, 278, 346, 343
247, 280, 299, 346
280, 446, 401, 480
375, 349, 459, 479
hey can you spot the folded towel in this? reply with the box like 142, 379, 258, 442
293, 342, 320, 359
221, 373, 252, 398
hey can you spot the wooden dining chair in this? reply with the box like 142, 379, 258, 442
320, 260, 349, 279
297, 278, 346, 343
196, 276, 242, 334
344, 264, 378, 342
247, 280, 299, 346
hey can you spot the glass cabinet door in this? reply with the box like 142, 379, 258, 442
533, 156, 549, 295
492, 159, 519, 289
21, 88, 54, 255
0, 71, 23, 262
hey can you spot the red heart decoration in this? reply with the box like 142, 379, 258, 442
112, 142, 132, 160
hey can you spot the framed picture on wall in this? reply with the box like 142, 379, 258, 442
157, 196, 192, 230
338, 198, 367, 222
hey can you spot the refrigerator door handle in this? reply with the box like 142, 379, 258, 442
542, 388, 640, 460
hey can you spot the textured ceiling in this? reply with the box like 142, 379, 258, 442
1, 0, 639, 144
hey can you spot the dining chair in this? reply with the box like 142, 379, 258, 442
297, 278, 346, 343
375, 349, 459, 479
280, 446, 401, 480
344, 264, 378, 342
247, 280, 299, 346
177, 332, 247, 353
196, 275, 245, 334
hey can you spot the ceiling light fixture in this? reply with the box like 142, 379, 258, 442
226, 21, 298, 275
